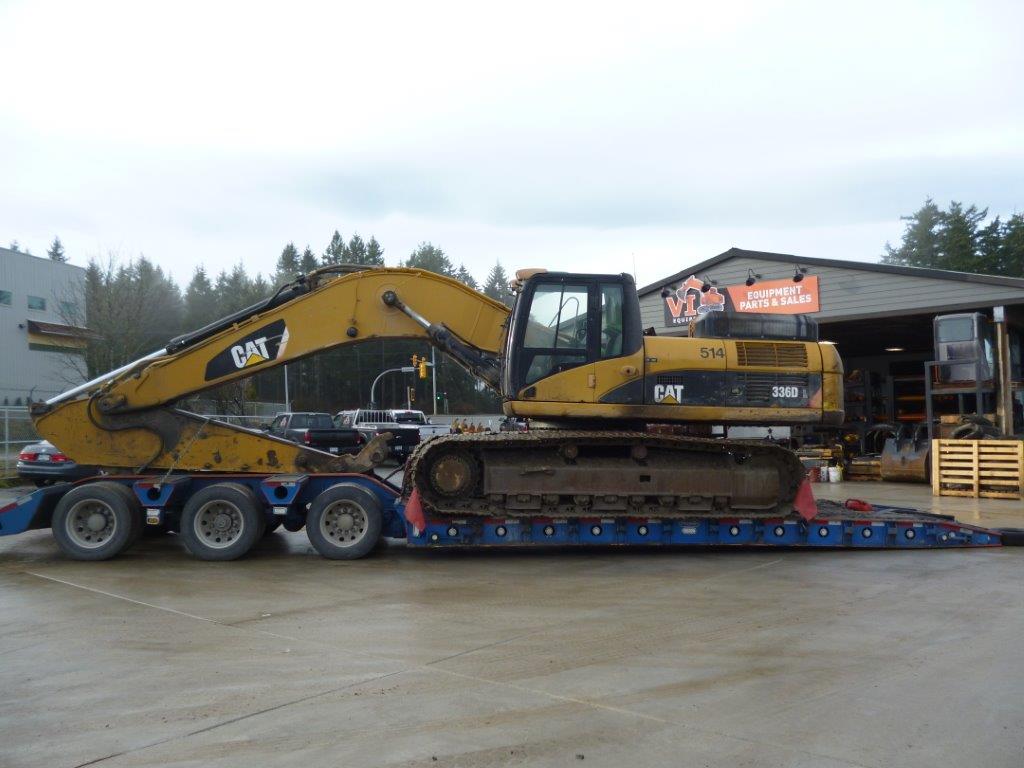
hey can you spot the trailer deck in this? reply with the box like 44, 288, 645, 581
0, 472, 1014, 560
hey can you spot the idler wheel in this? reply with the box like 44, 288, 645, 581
427, 449, 479, 498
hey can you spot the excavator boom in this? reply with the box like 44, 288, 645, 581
32, 267, 509, 474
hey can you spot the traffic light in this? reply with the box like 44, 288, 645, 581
418, 361, 428, 379
411, 354, 420, 367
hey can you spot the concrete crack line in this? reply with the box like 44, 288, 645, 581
435, 666, 879, 768
70, 668, 410, 768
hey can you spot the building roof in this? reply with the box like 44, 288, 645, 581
0, 246, 85, 273
637, 247, 1024, 297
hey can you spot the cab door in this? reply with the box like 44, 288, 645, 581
511, 281, 597, 403
592, 281, 646, 406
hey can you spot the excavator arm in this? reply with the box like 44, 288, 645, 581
31, 267, 511, 474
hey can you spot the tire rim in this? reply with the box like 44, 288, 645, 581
194, 500, 244, 549
66, 499, 118, 549
320, 500, 368, 547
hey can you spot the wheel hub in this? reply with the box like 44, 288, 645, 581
66, 500, 116, 548
321, 502, 367, 545
195, 501, 242, 548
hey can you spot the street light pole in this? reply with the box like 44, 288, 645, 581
369, 366, 416, 409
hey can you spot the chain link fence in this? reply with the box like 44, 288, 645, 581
1, 408, 41, 478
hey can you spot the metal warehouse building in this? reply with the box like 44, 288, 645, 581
638, 247, 1024, 441
0, 247, 89, 404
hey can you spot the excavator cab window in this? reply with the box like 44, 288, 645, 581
506, 274, 641, 395
522, 283, 589, 385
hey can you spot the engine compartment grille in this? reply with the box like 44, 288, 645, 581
736, 342, 808, 368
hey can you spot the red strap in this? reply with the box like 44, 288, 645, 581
844, 498, 874, 512
793, 479, 818, 521
404, 487, 427, 532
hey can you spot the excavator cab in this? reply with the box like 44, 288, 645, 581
503, 272, 643, 399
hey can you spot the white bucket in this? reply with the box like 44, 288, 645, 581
827, 465, 843, 483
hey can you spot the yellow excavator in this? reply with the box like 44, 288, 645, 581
31, 264, 843, 521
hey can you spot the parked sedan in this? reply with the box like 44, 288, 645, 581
17, 440, 97, 487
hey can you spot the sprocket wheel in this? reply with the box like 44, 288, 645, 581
426, 448, 480, 498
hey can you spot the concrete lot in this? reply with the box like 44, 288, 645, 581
1, 480, 1022, 768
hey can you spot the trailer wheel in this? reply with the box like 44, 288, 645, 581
52, 482, 141, 561
306, 484, 383, 560
180, 483, 265, 561
997, 528, 1024, 547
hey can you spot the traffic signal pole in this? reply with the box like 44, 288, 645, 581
432, 347, 438, 416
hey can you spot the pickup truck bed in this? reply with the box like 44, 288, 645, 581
265, 412, 365, 455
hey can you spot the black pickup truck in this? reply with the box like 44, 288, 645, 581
263, 412, 366, 455
334, 409, 421, 461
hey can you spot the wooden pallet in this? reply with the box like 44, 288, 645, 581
931, 439, 1024, 499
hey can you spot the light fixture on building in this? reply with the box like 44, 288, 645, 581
745, 269, 761, 287
700, 276, 717, 293
660, 285, 674, 298
793, 265, 808, 283
885, 346, 905, 352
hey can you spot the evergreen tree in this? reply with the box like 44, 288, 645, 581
883, 199, 943, 268
483, 261, 512, 305
347, 233, 368, 264
47, 236, 67, 262
404, 242, 455, 276
365, 236, 385, 266
937, 202, 987, 272
323, 230, 347, 265
275, 242, 300, 286
299, 245, 319, 273
455, 264, 478, 289
8, 240, 19, 252
998, 214, 1024, 278
183, 266, 218, 329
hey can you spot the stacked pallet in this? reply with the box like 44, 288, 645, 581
931, 439, 1024, 499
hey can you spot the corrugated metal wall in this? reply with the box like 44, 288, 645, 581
639, 254, 1024, 335
0, 248, 86, 403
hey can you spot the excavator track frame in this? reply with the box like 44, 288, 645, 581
406, 431, 806, 520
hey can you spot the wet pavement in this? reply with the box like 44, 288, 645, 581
1, 481, 1022, 767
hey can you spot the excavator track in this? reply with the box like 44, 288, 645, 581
405, 431, 806, 520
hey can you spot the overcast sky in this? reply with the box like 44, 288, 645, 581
2, 0, 1021, 289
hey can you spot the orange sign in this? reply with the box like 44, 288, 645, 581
725, 275, 820, 314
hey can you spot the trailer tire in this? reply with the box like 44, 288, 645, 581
997, 528, 1024, 546
52, 482, 140, 561
306, 483, 383, 560
180, 483, 264, 561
